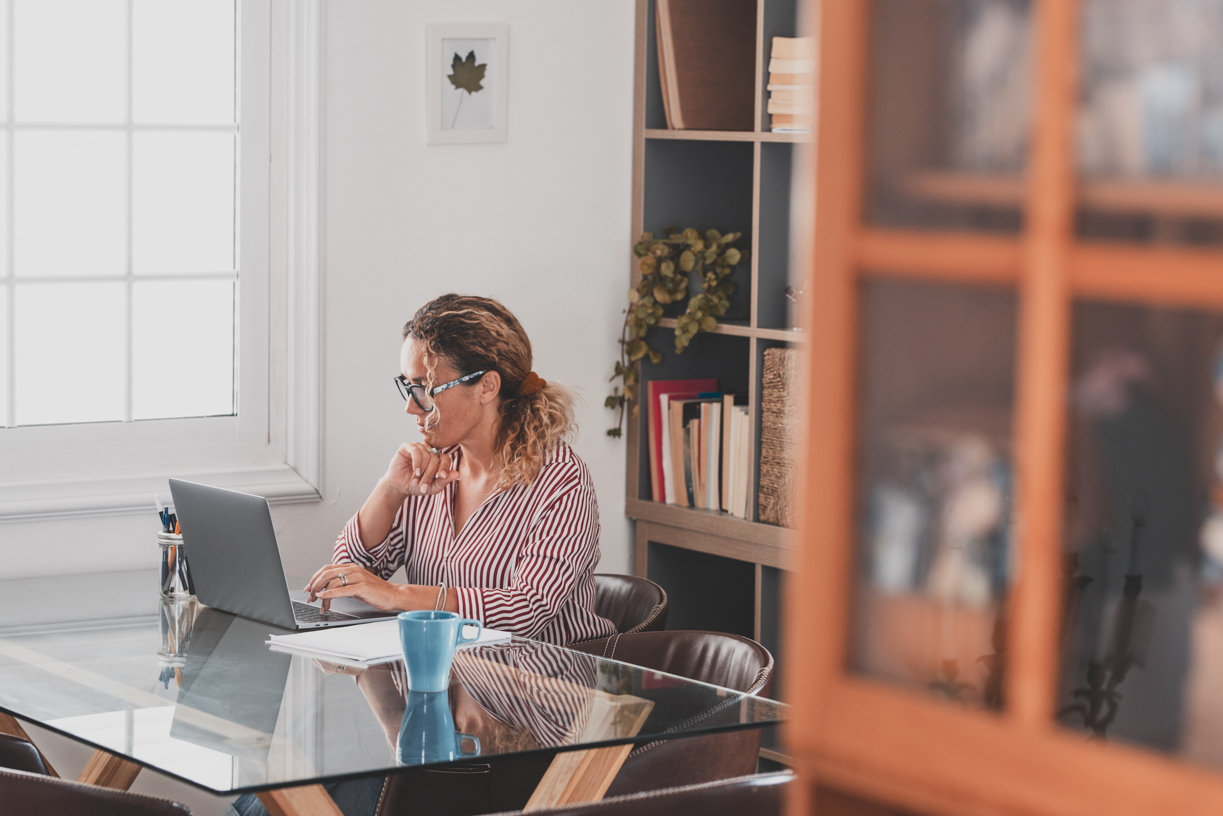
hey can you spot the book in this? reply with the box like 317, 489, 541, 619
721, 393, 746, 511
688, 417, 703, 508
669, 395, 722, 507
648, 379, 717, 503
767, 99, 815, 115
655, 0, 757, 131
768, 58, 817, 75
771, 36, 816, 61
736, 406, 751, 518
767, 89, 813, 104
669, 399, 690, 507
728, 408, 742, 518
767, 73, 815, 87
707, 401, 721, 511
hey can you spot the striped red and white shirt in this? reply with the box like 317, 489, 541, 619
334, 442, 615, 646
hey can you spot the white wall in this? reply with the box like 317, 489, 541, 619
0, 0, 636, 582
274, 0, 636, 578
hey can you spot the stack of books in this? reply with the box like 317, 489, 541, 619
767, 37, 816, 132
647, 379, 753, 519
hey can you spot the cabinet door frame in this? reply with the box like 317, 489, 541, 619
788, 0, 1223, 813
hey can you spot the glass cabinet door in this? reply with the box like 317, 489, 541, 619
1058, 300, 1223, 762
1076, 0, 1223, 245
849, 278, 1017, 709
866, 0, 1033, 233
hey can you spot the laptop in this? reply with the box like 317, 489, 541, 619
169, 478, 399, 629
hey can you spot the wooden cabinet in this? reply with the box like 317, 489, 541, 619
786, 0, 1223, 814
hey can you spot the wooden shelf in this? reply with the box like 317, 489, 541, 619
627, 498, 795, 569
902, 170, 1223, 218
645, 128, 813, 144
656, 316, 807, 342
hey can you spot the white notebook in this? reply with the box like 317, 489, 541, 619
266, 619, 511, 668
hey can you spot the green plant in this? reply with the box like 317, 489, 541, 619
606, 227, 746, 437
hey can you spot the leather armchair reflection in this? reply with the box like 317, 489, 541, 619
374, 631, 775, 815
0, 733, 50, 776
569, 631, 775, 797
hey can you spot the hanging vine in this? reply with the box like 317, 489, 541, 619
606, 227, 745, 437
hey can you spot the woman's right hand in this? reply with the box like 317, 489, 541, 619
383, 442, 459, 498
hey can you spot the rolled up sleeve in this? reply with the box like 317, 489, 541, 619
333, 501, 409, 581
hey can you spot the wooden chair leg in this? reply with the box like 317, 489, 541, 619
257, 784, 345, 816
0, 711, 60, 778
77, 749, 142, 790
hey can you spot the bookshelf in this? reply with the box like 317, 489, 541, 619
625, 0, 805, 762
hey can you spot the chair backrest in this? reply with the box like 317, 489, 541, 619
0, 733, 49, 776
489, 772, 791, 816
569, 631, 776, 798
0, 767, 192, 816
572, 630, 773, 696
592, 574, 668, 635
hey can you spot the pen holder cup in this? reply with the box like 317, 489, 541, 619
158, 532, 194, 599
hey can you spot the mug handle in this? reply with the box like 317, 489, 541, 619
457, 732, 481, 758
457, 619, 483, 644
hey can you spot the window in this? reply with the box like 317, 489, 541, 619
2, 0, 238, 427
0, 0, 323, 519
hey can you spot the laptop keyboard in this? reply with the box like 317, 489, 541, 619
293, 601, 359, 623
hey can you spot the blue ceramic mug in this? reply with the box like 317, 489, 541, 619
396, 691, 481, 766
397, 610, 482, 692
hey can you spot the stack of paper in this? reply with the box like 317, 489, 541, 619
767, 37, 816, 132
266, 620, 511, 668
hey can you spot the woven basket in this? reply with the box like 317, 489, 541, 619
758, 347, 805, 527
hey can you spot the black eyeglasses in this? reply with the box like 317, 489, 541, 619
394, 370, 488, 412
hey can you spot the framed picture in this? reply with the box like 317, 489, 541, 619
426, 23, 509, 144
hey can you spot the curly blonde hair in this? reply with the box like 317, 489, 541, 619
403, 295, 576, 489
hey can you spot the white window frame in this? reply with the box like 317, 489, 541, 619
0, 0, 324, 522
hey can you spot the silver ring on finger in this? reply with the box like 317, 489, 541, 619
339, 572, 348, 587
428, 447, 441, 455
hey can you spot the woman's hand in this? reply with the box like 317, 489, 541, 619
383, 443, 459, 499
305, 564, 406, 612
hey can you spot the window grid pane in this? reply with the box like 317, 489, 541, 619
3, 1, 238, 428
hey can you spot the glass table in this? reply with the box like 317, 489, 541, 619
0, 571, 785, 814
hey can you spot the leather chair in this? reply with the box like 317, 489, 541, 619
569, 631, 774, 797
0, 733, 50, 775
0, 767, 192, 816
486, 772, 791, 816
592, 574, 668, 634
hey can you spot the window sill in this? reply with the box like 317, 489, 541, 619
0, 464, 321, 523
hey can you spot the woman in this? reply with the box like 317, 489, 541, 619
227, 295, 614, 816
304, 293, 614, 644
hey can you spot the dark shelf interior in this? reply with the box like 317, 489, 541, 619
647, 542, 756, 638
758, 141, 796, 329
643, 139, 754, 322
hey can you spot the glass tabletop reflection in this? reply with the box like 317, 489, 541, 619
0, 571, 785, 794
